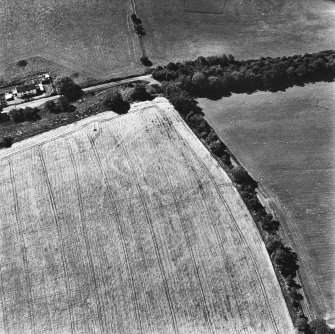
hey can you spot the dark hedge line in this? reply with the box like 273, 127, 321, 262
153, 51, 335, 333
130, 13, 146, 36
0, 136, 13, 148
44, 98, 76, 114
8, 107, 41, 123
153, 50, 335, 96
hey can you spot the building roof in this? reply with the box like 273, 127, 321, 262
16, 84, 37, 93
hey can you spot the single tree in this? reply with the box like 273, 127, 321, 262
140, 56, 153, 67
129, 84, 151, 101
1, 136, 14, 148
295, 318, 309, 332
17, 59, 28, 67
192, 71, 209, 93
104, 91, 129, 114
53, 76, 83, 101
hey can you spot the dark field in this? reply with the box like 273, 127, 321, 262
198, 81, 335, 326
1, 0, 335, 84
0, 0, 142, 83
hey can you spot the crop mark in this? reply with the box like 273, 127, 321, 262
315, 98, 330, 111
126, 195, 154, 333
142, 112, 216, 334
145, 110, 245, 333
8, 159, 36, 334
86, 133, 144, 334
0, 266, 9, 334
154, 104, 281, 333
37, 145, 75, 334
189, 154, 281, 333
65, 138, 106, 333
181, 131, 281, 334
110, 120, 179, 334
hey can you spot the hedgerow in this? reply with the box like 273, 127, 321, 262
153, 51, 335, 333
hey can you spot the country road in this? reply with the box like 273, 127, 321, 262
2, 74, 159, 113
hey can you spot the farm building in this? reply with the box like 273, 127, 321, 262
5, 92, 14, 101
14, 84, 37, 98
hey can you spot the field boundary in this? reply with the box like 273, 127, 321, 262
153, 102, 283, 333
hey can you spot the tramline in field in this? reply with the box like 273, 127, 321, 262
0, 98, 294, 333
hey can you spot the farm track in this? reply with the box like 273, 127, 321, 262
37, 145, 75, 334
86, 132, 144, 334
141, 112, 215, 334
64, 138, 105, 333
143, 110, 246, 333
0, 98, 294, 333
150, 107, 279, 333
8, 159, 36, 334
0, 260, 8, 334
151, 105, 280, 333
110, 122, 180, 334
147, 109, 252, 332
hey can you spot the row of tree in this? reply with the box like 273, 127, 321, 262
103, 84, 154, 114
0, 136, 13, 148
154, 51, 335, 333
152, 50, 335, 95
1, 97, 77, 125
131, 13, 146, 36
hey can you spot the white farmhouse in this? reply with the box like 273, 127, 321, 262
5, 93, 14, 101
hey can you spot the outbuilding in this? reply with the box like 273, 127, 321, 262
5, 93, 14, 101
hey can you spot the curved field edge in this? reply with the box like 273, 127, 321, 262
0, 97, 293, 333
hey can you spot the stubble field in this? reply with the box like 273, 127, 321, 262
0, 98, 294, 333
1, 0, 335, 84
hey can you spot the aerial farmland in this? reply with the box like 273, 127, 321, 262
0, 98, 294, 333
0, 0, 334, 85
0, 0, 335, 332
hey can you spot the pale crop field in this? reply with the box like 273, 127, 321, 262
0, 98, 294, 333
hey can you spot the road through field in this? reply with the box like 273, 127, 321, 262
0, 98, 294, 333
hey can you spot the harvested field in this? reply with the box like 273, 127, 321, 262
0, 0, 143, 83
0, 98, 294, 333
199, 81, 335, 325
1, 0, 335, 84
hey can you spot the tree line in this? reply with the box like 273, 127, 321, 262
153, 50, 335, 96
152, 51, 335, 333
